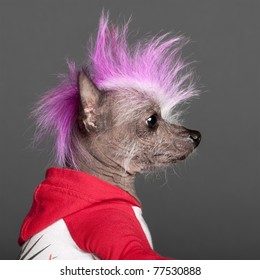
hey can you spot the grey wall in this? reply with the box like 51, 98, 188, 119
0, 0, 259, 259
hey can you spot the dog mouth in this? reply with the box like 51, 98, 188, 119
171, 154, 188, 163
149, 135, 201, 167
153, 152, 190, 165
176, 154, 190, 161
172, 136, 201, 162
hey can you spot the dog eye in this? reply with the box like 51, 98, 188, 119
146, 114, 158, 128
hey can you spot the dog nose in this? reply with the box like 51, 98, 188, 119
188, 130, 201, 147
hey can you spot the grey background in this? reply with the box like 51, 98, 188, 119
0, 0, 259, 260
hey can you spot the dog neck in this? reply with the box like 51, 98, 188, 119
75, 149, 139, 202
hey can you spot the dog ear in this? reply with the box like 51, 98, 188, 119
78, 71, 101, 130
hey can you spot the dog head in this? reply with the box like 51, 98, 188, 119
78, 72, 201, 174
33, 12, 201, 174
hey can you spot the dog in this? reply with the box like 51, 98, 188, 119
18, 12, 201, 260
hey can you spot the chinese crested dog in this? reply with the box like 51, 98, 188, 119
19, 12, 201, 260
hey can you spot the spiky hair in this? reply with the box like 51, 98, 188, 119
33, 12, 198, 168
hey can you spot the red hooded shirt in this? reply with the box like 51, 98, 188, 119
18, 168, 170, 260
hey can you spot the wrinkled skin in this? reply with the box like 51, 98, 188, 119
74, 72, 201, 200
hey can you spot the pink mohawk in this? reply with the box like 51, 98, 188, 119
33, 12, 198, 168
89, 12, 198, 119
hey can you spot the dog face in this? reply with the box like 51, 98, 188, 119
78, 73, 201, 174
134, 109, 201, 171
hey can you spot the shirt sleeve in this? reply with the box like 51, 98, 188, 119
64, 204, 171, 260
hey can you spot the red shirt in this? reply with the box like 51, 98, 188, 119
19, 168, 170, 260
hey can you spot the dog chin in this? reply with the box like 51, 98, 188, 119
173, 152, 193, 162
176, 155, 188, 161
